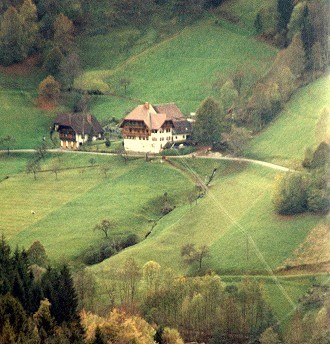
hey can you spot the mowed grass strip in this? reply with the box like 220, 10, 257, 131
246, 74, 330, 166
2, 155, 193, 262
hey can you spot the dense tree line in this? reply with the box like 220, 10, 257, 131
192, 0, 328, 152
273, 138, 329, 215
0, 236, 84, 343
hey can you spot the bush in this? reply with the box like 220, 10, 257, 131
81, 241, 116, 265
310, 142, 329, 169
273, 173, 307, 215
307, 188, 329, 214
121, 234, 139, 249
161, 146, 196, 156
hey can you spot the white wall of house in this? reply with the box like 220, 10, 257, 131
173, 134, 187, 142
124, 128, 184, 153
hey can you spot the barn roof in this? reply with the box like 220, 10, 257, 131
54, 113, 104, 135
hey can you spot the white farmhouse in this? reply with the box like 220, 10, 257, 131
120, 102, 192, 153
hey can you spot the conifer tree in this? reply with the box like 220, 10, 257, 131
0, 236, 12, 295
0, 294, 28, 340
277, 0, 294, 34
300, 5, 314, 70
57, 265, 79, 323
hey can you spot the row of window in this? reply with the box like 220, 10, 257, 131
125, 135, 186, 141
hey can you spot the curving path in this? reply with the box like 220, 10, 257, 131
2, 149, 292, 172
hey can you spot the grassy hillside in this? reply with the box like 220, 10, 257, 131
77, 18, 278, 119
90, 159, 322, 276
87, 157, 324, 321
0, 90, 55, 148
246, 74, 330, 167
219, 0, 277, 33
0, 153, 193, 262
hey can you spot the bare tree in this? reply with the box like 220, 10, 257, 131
93, 219, 113, 238
0, 135, 16, 155
51, 161, 60, 180
26, 158, 41, 180
119, 77, 131, 94
100, 164, 110, 178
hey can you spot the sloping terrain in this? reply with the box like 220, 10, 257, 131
90, 159, 322, 275
1, 154, 193, 262
246, 74, 330, 167
77, 18, 278, 118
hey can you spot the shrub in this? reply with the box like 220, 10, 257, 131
310, 142, 329, 169
121, 234, 139, 249
82, 241, 116, 265
273, 173, 307, 215
307, 188, 329, 214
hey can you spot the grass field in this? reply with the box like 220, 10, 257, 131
219, 0, 277, 33
246, 74, 330, 167
87, 157, 325, 322
0, 90, 56, 149
0, 17, 277, 147
90, 158, 322, 282
0, 153, 193, 263
77, 18, 277, 118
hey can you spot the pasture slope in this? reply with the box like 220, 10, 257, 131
246, 74, 330, 167
77, 17, 278, 119
89, 158, 326, 322
0, 153, 193, 263
0, 5, 328, 330
0, 16, 277, 147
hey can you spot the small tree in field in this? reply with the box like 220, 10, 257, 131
119, 77, 131, 94
181, 243, 210, 270
26, 158, 41, 180
51, 161, 60, 180
93, 219, 113, 238
0, 135, 16, 155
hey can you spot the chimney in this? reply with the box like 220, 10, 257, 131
144, 102, 149, 109
87, 114, 92, 124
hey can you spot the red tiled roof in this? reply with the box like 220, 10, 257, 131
120, 102, 187, 130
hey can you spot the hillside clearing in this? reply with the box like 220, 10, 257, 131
246, 74, 330, 167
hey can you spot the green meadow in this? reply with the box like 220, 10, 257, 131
220, 0, 277, 32
0, 153, 193, 263
0, 90, 54, 149
246, 74, 330, 167
77, 18, 278, 117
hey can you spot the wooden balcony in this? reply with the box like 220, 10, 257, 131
59, 134, 75, 141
